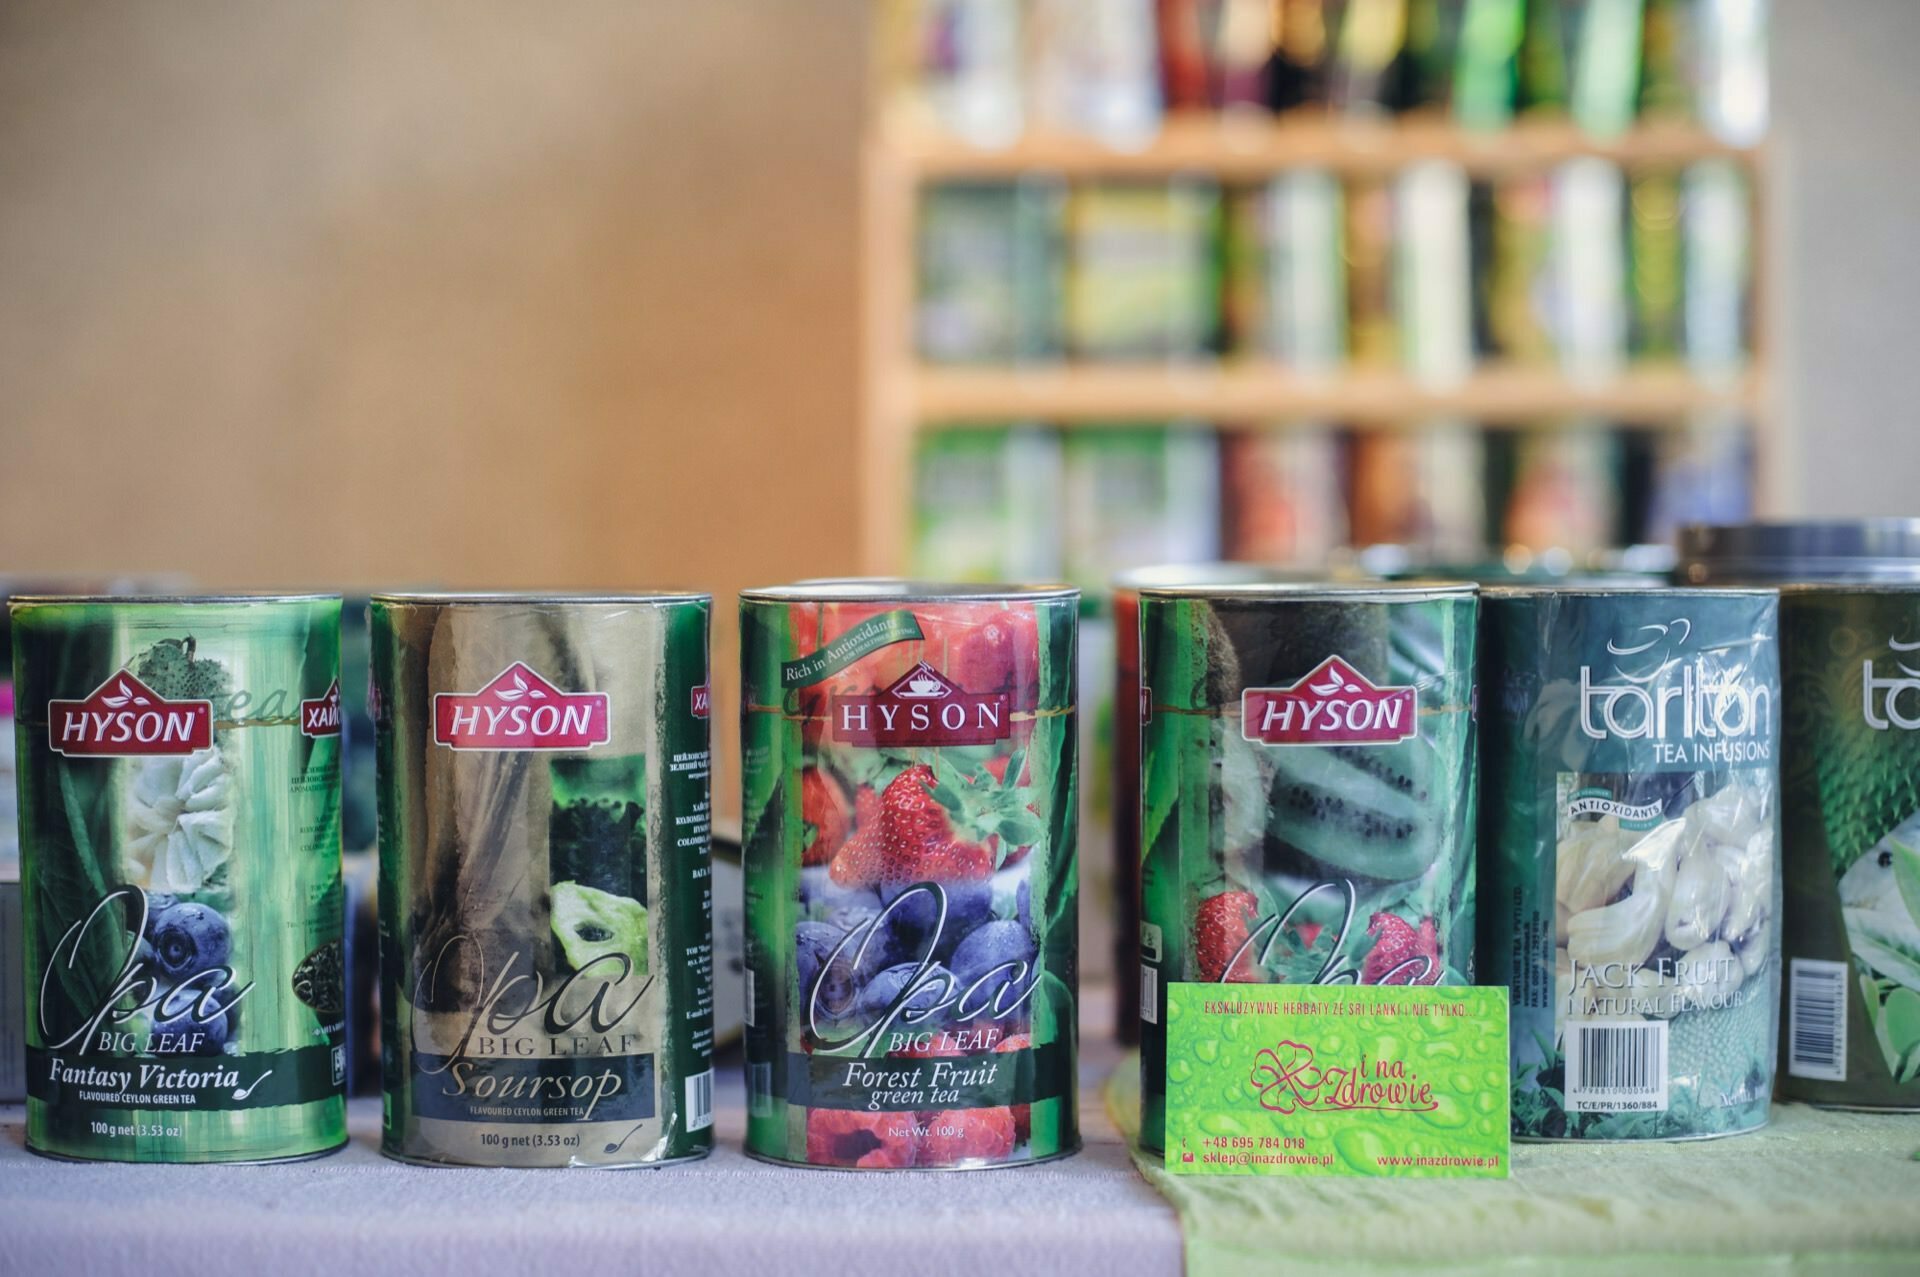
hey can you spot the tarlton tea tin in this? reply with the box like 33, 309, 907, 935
740, 582, 1080, 1170
12, 595, 346, 1163
373, 594, 715, 1168
1136, 583, 1479, 1154
1779, 586, 1920, 1108
1481, 588, 1781, 1140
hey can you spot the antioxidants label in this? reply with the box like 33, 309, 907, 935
432, 663, 611, 751
831, 663, 1010, 747
47, 673, 213, 757
1164, 983, 1509, 1178
1241, 656, 1417, 747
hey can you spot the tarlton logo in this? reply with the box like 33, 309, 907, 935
1864, 637, 1920, 732
48, 672, 212, 757
1249, 1040, 1437, 1115
301, 680, 342, 738
433, 663, 610, 751
1579, 618, 1771, 742
1241, 657, 1416, 746
831, 662, 1009, 747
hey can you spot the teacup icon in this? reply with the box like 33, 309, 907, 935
894, 663, 952, 699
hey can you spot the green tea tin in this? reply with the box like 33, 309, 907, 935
1136, 583, 1479, 1154
740, 582, 1080, 1169
12, 594, 346, 1163
1779, 585, 1920, 1108
372, 594, 714, 1167
1482, 587, 1781, 1140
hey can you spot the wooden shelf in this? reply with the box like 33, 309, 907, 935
907, 363, 1762, 426
880, 113, 1759, 182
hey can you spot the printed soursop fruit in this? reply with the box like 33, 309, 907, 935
134, 636, 233, 702
1669, 989, 1771, 1108
551, 881, 648, 976
292, 939, 345, 1017
126, 748, 234, 892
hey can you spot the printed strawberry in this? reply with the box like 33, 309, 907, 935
1360, 912, 1441, 985
828, 824, 882, 888
916, 1106, 1016, 1165
871, 756, 1044, 889
995, 1033, 1032, 1144
1195, 890, 1261, 982
950, 608, 1040, 705
800, 767, 852, 867
807, 1109, 916, 1168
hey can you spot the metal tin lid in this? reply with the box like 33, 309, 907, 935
1135, 580, 1475, 604
1111, 562, 1330, 593
1676, 521, 1920, 583
741, 579, 1078, 604
9, 592, 338, 606
1481, 583, 1776, 600
369, 591, 710, 606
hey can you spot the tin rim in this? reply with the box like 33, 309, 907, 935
1135, 580, 1475, 603
26, 1137, 350, 1165
741, 579, 1079, 604
370, 591, 711, 606
9, 592, 340, 606
379, 1144, 714, 1170
1481, 584, 1778, 600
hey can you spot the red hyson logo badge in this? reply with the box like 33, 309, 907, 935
301, 679, 343, 738
832, 662, 1010, 747
1242, 656, 1417, 746
49, 672, 213, 757
434, 662, 611, 751
691, 684, 711, 718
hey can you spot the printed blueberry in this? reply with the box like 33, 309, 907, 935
950, 920, 1036, 993
141, 892, 179, 938
855, 962, 953, 1025
150, 984, 240, 1055
148, 903, 231, 980
1016, 878, 1030, 930
799, 867, 882, 921
795, 921, 867, 1018
879, 880, 994, 962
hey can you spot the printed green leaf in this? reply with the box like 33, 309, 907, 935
1847, 909, 1920, 990
1892, 833, 1920, 930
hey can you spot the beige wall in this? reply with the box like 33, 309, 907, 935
0, 1, 868, 805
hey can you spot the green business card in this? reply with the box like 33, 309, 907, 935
1164, 983, 1511, 1178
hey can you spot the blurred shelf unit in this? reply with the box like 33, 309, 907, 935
859, 2, 1776, 578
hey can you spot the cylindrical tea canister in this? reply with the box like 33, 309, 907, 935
1136, 584, 1479, 1154
13, 595, 345, 1163
740, 582, 1080, 1169
1481, 587, 1781, 1140
1778, 585, 1920, 1108
373, 594, 714, 1167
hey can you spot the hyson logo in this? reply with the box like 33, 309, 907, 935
1864, 637, 1920, 732
433, 663, 610, 751
1241, 656, 1416, 746
48, 673, 212, 757
301, 679, 343, 738
831, 662, 1009, 747
1579, 618, 1770, 742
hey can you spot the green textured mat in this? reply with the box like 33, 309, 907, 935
1105, 1052, 1920, 1275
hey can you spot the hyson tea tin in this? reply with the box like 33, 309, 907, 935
373, 594, 715, 1168
740, 581, 1080, 1170
1481, 587, 1781, 1140
1778, 585, 1920, 1108
1136, 583, 1479, 1154
12, 595, 347, 1163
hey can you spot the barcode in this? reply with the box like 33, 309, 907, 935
1140, 966, 1159, 1026
743, 965, 757, 1029
1565, 1020, 1668, 1113
1788, 957, 1849, 1082
685, 1069, 715, 1132
748, 1061, 773, 1118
